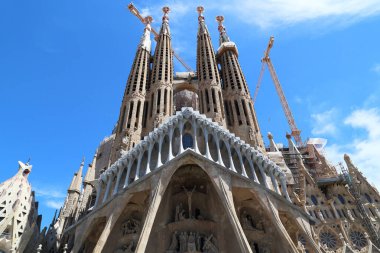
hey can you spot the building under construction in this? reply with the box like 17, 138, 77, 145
1, 4, 379, 253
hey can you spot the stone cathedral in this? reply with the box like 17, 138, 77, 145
1, 5, 378, 253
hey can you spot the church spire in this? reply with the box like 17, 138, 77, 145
110, 17, 153, 163
68, 159, 84, 193
216, 16, 264, 150
145, 7, 174, 131
196, 7, 226, 127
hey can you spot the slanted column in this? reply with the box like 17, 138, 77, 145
280, 175, 291, 202
102, 175, 112, 203
179, 120, 184, 154
328, 199, 340, 218
123, 158, 134, 188
236, 146, 248, 177
213, 131, 224, 166
257, 159, 269, 188
157, 133, 164, 168
204, 126, 210, 159
192, 119, 199, 153
112, 167, 123, 196
146, 142, 154, 174
168, 126, 174, 159
246, 152, 258, 182
94, 181, 103, 208
135, 152, 144, 180
225, 139, 236, 172
270, 170, 280, 194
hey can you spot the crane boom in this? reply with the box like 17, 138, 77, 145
127, 3, 194, 72
255, 36, 302, 146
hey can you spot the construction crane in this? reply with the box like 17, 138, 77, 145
253, 36, 303, 146
128, 3, 194, 73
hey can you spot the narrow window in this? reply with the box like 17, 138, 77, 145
164, 89, 168, 114
127, 102, 134, 129
242, 100, 250, 125
205, 89, 210, 112
142, 101, 148, 128
157, 89, 161, 113
150, 94, 154, 117
135, 101, 141, 128
211, 89, 217, 112
119, 105, 126, 133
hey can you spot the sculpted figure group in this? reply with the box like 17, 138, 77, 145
167, 231, 218, 253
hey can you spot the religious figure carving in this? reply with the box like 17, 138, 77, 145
241, 210, 254, 230
121, 218, 140, 235
187, 232, 196, 252
175, 203, 186, 222
183, 186, 196, 219
249, 127, 255, 141
167, 231, 178, 252
179, 232, 188, 252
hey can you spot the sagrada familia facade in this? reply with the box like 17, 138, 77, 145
1, 5, 380, 253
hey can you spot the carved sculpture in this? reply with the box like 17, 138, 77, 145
167, 231, 178, 252
183, 186, 196, 219
121, 218, 140, 235
187, 232, 196, 252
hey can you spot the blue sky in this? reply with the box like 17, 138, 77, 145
1, 0, 380, 229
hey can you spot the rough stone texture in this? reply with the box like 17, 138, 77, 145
39, 8, 380, 253
0, 162, 42, 253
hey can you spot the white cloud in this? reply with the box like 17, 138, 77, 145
311, 108, 338, 135
324, 108, 380, 189
45, 200, 63, 209
228, 0, 380, 29
34, 186, 66, 199
371, 63, 380, 74
140, 0, 380, 30
33, 185, 66, 209
140, 8, 152, 18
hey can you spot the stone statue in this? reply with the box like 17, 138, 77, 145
179, 232, 188, 252
122, 218, 140, 235
179, 209, 186, 221
175, 203, 185, 222
241, 211, 254, 229
249, 127, 255, 141
187, 232, 196, 252
167, 231, 178, 252
183, 186, 196, 219
196, 233, 202, 251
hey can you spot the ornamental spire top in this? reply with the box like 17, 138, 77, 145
139, 15, 152, 51
160, 6, 170, 35
216, 15, 230, 44
197, 6, 208, 35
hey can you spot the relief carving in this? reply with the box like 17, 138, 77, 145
121, 218, 140, 235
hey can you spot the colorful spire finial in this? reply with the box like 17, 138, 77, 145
144, 15, 153, 25
197, 6, 205, 22
162, 6, 170, 21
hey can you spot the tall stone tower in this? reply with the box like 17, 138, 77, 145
216, 16, 265, 150
0, 161, 42, 253
196, 7, 226, 127
110, 17, 153, 164
145, 7, 174, 132
43, 5, 380, 253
